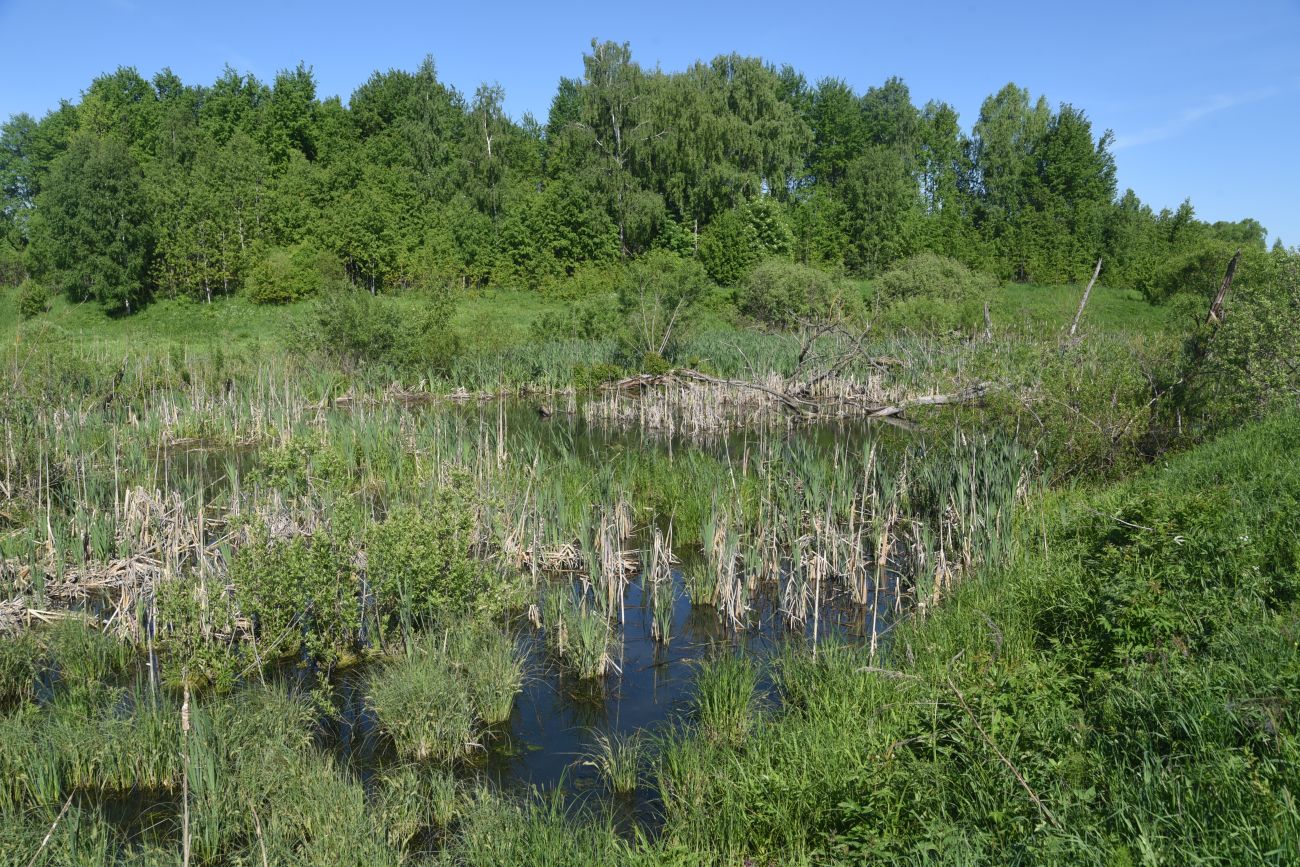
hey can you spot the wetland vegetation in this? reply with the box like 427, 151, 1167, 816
1, 38, 1299, 866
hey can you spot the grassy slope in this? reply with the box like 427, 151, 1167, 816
0, 280, 1169, 360
631, 412, 1299, 865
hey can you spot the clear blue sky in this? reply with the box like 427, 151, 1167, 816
2, 0, 1297, 245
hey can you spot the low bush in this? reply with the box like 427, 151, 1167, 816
1179, 248, 1300, 431
737, 259, 861, 329
364, 481, 489, 634
16, 278, 49, 319
245, 242, 345, 304
0, 242, 25, 287
1139, 239, 1272, 305
616, 250, 711, 363
312, 285, 460, 373
874, 253, 997, 333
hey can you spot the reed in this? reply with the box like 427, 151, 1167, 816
564, 599, 614, 680
0, 630, 39, 707
646, 524, 675, 645
374, 764, 460, 851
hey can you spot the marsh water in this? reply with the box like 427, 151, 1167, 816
45, 396, 919, 837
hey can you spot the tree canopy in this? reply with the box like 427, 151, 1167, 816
0, 46, 1271, 310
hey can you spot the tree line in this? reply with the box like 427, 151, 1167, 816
0, 40, 1275, 312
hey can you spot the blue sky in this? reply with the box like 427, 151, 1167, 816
2, 0, 1297, 245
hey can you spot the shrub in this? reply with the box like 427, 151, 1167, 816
1182, 249, 1300, 429
531, 295, 621, 342
229, 526, 359, 668
246, 242, 345, 305
616, 250, 711, 362
0, 242, 25, 287
873, 253, 997, 333
364, 484, 487, 633
572, 361, 624, 390
1140, 240, 1271, 305
16, 279, 49, 319
312, 286, 460, 373
738, 259, 861, 329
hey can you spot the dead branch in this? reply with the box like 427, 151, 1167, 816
947, 674, 1062, 829
671, 369, 820, 416
1068, 257, 1103, 338
605, 369, 990, 422
866, 383, 992, 419
1206, 248, 1241, 326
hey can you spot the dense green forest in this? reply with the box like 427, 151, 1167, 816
0, 40, 1276, 314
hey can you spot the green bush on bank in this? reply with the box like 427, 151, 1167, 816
874, 252, 998, 333
311, 285, 461, 374
16, 279, 48, 319
737, 259, 861, 329
245, 242, 346, 305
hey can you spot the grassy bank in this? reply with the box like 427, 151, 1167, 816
0, 278, 1169, 355
636, 411, 1300, 864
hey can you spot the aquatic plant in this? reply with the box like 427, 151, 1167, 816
692, 655, 759, 745
582, 730, 644, 794
368, 649, 478, 763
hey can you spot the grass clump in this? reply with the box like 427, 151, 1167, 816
449, 624, 526, 725
434, 787, 631, 867
0, 631, 40, 707
582, 731, 644, 794
691, 655, 759, 746
369, 624, 527, 763
564, 600, 613, 680
375, 765, 461, 852
369, 648, 478, 763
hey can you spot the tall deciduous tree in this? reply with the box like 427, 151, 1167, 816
30, 134, 153, 311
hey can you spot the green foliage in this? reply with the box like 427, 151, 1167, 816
29, 134, 153, 312
616, 249, 711, 360
738, 258, 860, 328
698, 208, 759, 286
530, 265, 622, 342
0, 632, 40, 707
364, 482, 488, 632
312, 286, 460, 372
582, 731, 644, 794
0, 49, 1264, 326
839, 145, 921, 275
691, 655, 759, 745
874, 252, 997, 332
230, 524, 358, 670
1184, 249, 1300, 428
15, 278, 48, 319
245, 241, 345, 304
1143, 239, 1271, 306
652, 414, 1300, 863
368, 624, 525, 762
0, 242, 25, 287
369, 646, 478, 763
